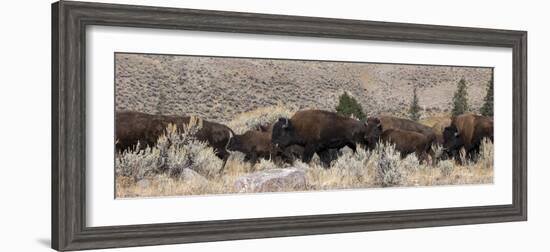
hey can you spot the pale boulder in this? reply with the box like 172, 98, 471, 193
234, 168, 307, 193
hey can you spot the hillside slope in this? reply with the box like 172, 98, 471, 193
115, 53, 492, 123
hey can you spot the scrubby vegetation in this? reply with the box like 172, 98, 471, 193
115, 117, 223, 181
116, 107, 493, 198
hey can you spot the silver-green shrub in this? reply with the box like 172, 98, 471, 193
478, 138, 494, 169
115, 117, 222, 180
431, 143, 444, 161
255, 158, 278, 171
400, 154, 421, 172
331, 147, 370, 183
438, 159, 454, 176
374, 143, 403, 187
115, 144, 161, 181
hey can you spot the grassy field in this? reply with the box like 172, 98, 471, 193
115, 106, 493, 198
116, 157, 493, 198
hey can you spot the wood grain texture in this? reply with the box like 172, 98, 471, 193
51, 1, 527, 251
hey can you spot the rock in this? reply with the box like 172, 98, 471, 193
180, 168, 209, 185
234, 168, 307, 193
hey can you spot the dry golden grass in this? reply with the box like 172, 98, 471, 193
225, 104, 296, 134
419, 112, 452, 127
116, 160, 493, 198
116, 142, 493, 198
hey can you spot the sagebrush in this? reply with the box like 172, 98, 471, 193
116, 107, 493, 198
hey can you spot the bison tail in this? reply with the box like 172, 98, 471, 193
225, 128, 235, 151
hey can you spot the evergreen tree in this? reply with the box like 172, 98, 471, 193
336, 92, 366, 120
480, 75, 494, 117
452, 78, 469, 116
409, 87, 421, 121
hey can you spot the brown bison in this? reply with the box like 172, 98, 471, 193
443, 113, 493, 160
380, 128, 432, 161
271, 110, 373, 166
256, 123, 306, 163
228, 123, 304, 164
115, 111, 234, 168
227, 129, 274, 164
431, 118, 452, 145
365, 116, 437, 163
378, 116, 437, 143
430, 117, 465, 160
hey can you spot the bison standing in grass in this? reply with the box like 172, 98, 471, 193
443, 113, 493, 161
226, 129, 274, 164
378, 116, 437, 144
380, 128, 433, 162
365, 116, 437, 163
115, 111, 234, 168
227, 123, 305, 165
271, 110, 374, 167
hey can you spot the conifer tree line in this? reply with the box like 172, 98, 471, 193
335, 75, 493, 122
451, 76, 493, 117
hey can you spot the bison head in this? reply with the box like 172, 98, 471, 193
363, 117, 383, 149
271, 117, 298, 150
442, 125, 463, 157
226, 134, 242, 152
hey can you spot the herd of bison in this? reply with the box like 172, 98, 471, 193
116, 109, 493, 171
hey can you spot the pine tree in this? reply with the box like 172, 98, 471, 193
452, 78, 469, 116
480, 75, 494, 117
336, 92, 366, 120
409, 87, 421, 121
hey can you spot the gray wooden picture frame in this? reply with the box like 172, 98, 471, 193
51, 1, 527, 251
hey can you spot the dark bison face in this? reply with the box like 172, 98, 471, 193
442, 125, 463, 155
226, 135, 242, 152
364, 117, 383, 149
271, 117, 296, 149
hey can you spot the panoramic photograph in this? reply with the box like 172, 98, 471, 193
114, 52, 494, 198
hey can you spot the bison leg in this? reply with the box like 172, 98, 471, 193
415, 151, 429, 164
219, 153, 230, 174
302, 144, 316, 163
346, 142, 357, 153
471, 142, 483, 161
249, 150, 258, 165
216, 148, 231, 174
220, 154, 229, 173
280, 148, 299, 164
426, 147, 437, 166
317, 149, 334, 168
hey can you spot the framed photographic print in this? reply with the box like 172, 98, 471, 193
52, 1, 527, 251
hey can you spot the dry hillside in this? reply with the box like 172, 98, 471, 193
115, 53, 492, 122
